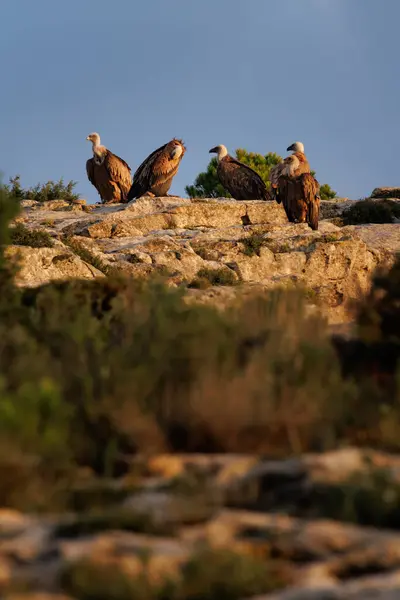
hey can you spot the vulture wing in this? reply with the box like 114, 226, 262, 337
128, 140, 186, 200
152, 140, 186, 178
103, 151, 132, 201
86, 158, 96, 187
128, 143, 167, 200
278, 174, 320, 230
128, 144, 167, 200
269, 161, 286, 203
218, 157, 269, 200
276, 176, 296, 222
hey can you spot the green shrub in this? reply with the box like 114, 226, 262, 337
55, 507, 174, 538
319, 183, 337, 200
60, 558, 168, 600
0, 272, 353, 502
356, 254, 400, 344
9, 222, 54, 248
60, 549, 285, 600
241, 232, 266, 257
313, 465, 400, 529
63, 236, 112, 275
0, 185, 23, 316
6, 175, 80, 202
189, 267, 238, 288
180, 548, 285, 599
342, 199, 400, 225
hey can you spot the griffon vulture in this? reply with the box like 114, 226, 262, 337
270, 141, 311, 202
86, 133, 132, 204
275, 155, 320, 230
127, 138, 186, 200
286, 141, 311, 175
209, 145, 270, 201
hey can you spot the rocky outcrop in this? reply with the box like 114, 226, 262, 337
371, 187, 400, 199
2, 448, 400, 597
12, 196, 398, 325
6, 244, 103, 287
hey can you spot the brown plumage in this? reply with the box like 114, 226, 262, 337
86, 133, 132, 204
209, 145, 270, 201
276, 155, 320, 230
270, 141, 311, 203
127, 138, 186, 200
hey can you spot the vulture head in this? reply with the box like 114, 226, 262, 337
209, 144, 228, 161
86, 132, 106, 164
169, 138, 186, 160
287, 141, 305, 154
86, 132, 101, 146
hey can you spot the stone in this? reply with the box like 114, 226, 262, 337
59, 531, 191, 585
0, 509, 34, 535
9, 196, 400, 323
6, 245, 104, 287
371, 187, 400, 199
342, 224, 400, 253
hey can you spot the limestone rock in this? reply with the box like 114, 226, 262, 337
6, 245, 103, 287
371, 187, 400, 199
342, 224, 400, 253
10, 196, 400, 324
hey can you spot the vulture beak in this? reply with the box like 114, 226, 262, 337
287, 144, 295, 152
209, 147, 218, 154
86, 136, 90, 141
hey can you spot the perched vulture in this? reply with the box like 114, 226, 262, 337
270, 141, 310, 203
209, 145, 270, 201
86, 133, 132, 204
286, 141, 311, 175
275, 155, 320, 230
127, 138, 186, 200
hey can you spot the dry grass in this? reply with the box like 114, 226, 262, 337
188, 267, 238, 288
9, 222, 54, 247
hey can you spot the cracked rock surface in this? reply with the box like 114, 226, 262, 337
13, 196, 399, 325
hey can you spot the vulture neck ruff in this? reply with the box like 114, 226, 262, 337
284, 156, 301, 177
170, 145, 183, 160
92, 140, 107, 165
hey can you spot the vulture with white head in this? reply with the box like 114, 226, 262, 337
274, 154, 320, 231
209, 145, 270, 201
286, 141, 310, 175
270, 141, 311, 201
86, 133, 132, 204
127, 138, 186, 200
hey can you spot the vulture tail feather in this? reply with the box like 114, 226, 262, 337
308, 198, 319, 230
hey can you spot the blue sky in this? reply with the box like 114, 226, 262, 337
1, 0, 399, 202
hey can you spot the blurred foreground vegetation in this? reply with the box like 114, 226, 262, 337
0, 183, 399, 517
